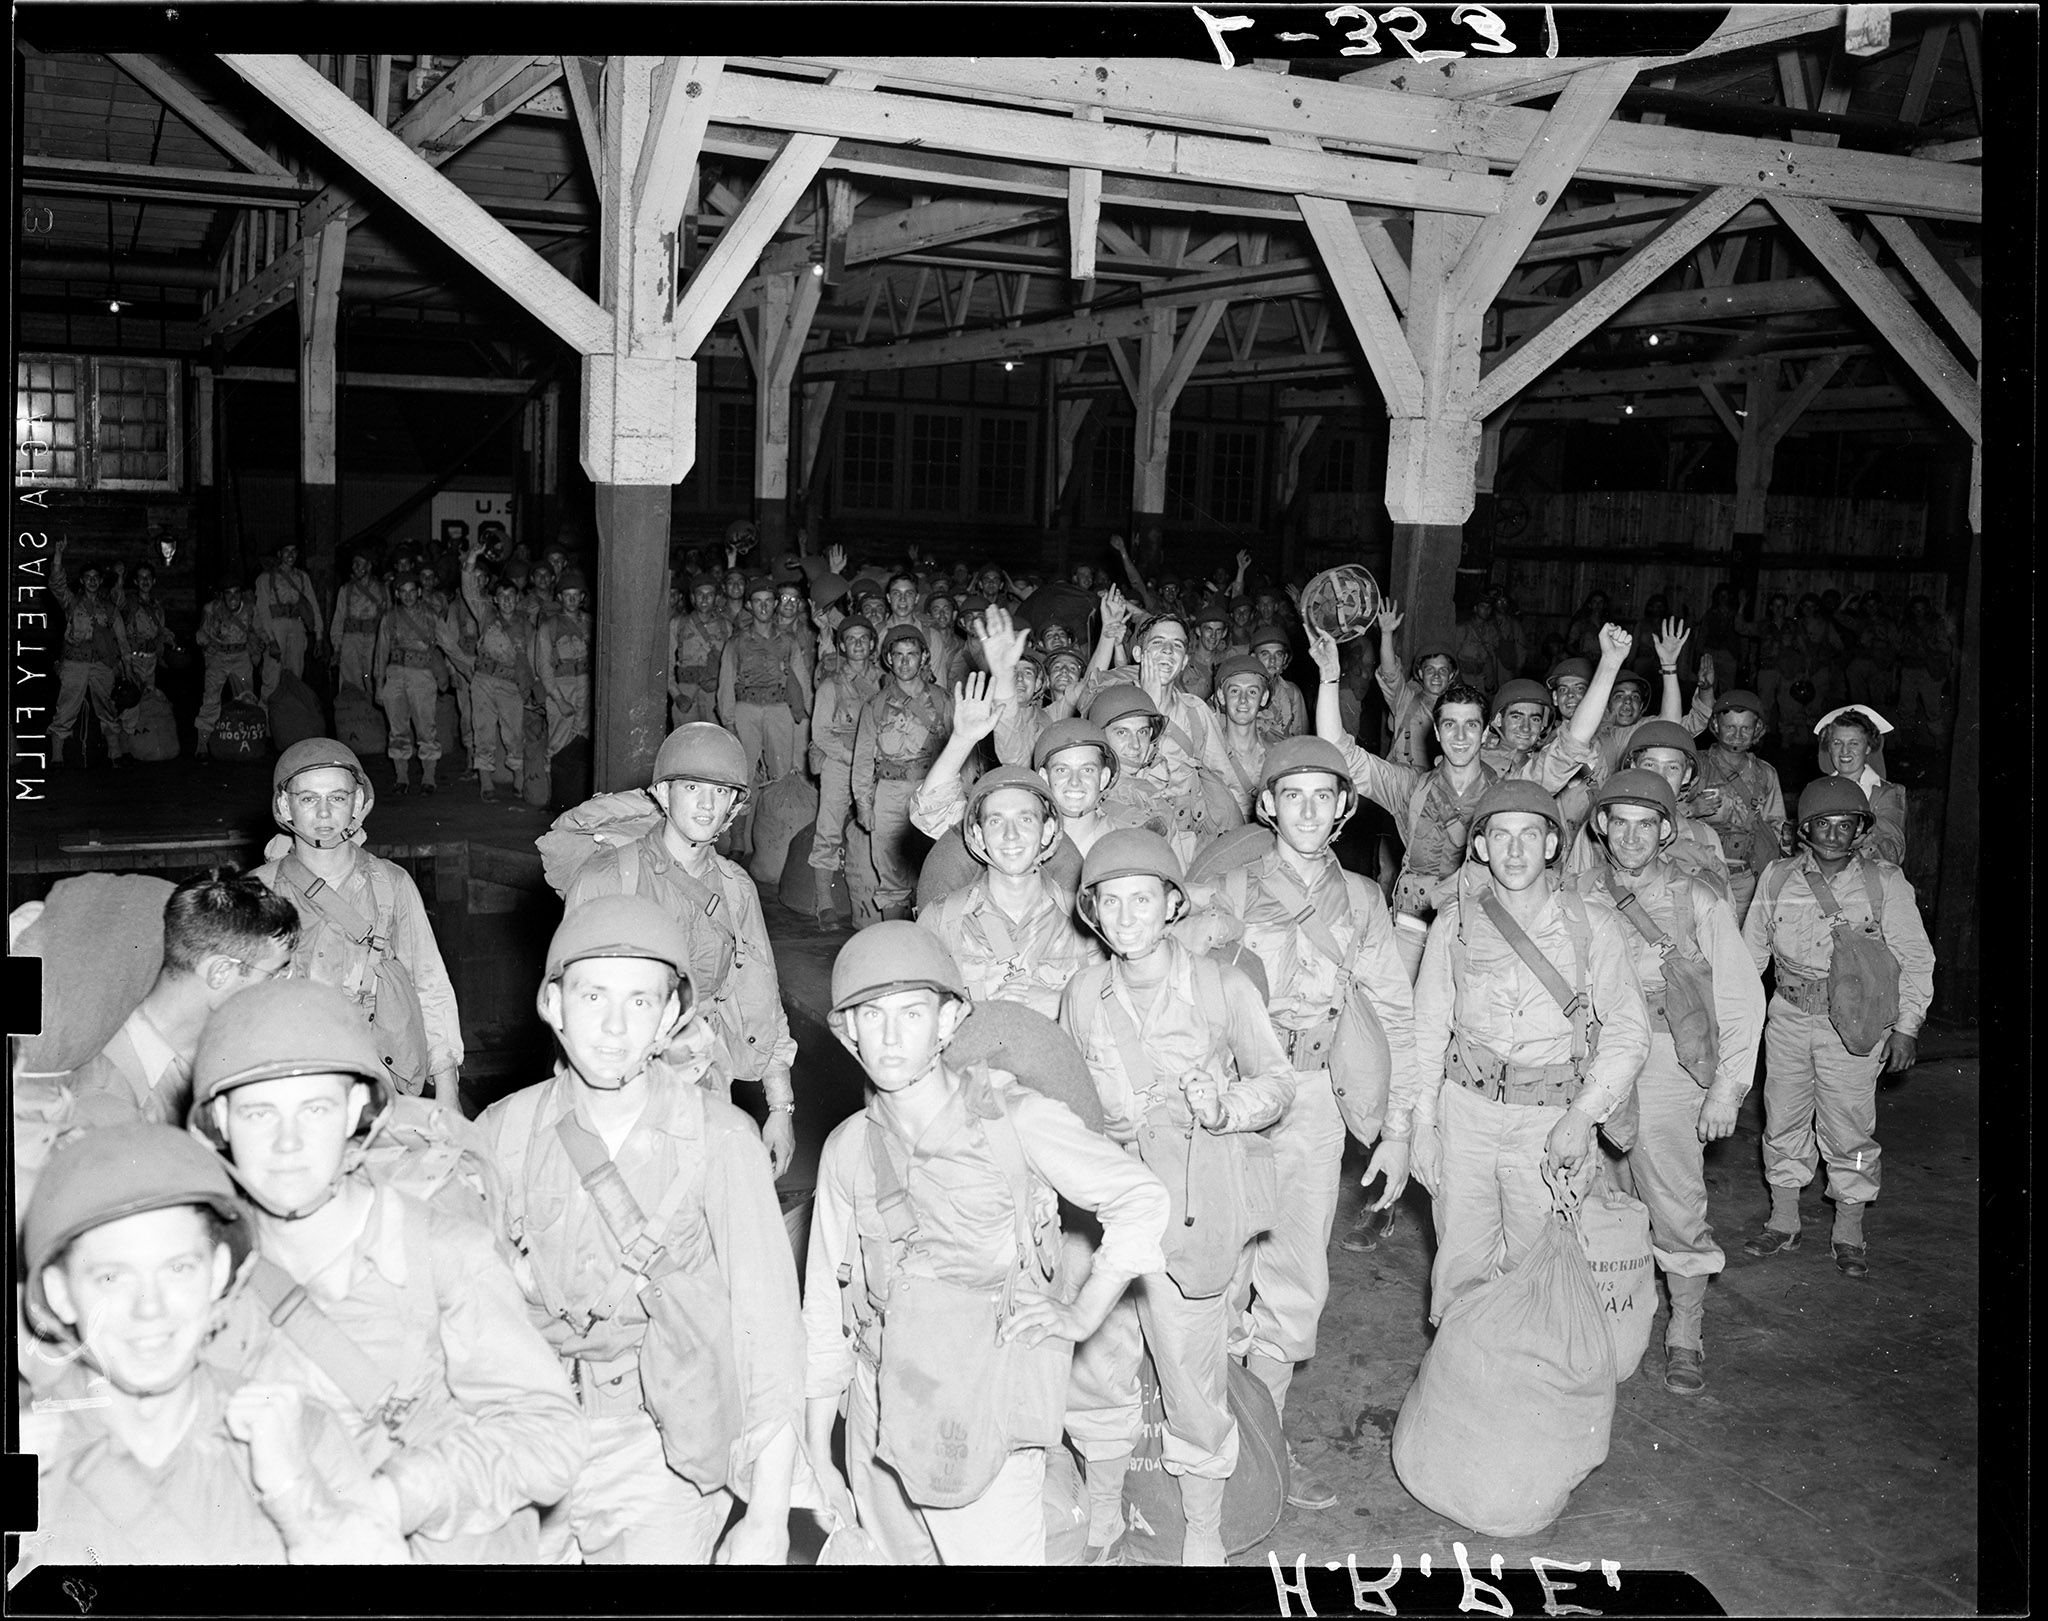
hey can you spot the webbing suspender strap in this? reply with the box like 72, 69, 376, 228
278, 854, 385, 953
1612, 887, 1674, 955
553, 1112, 696, 1332
1476, 891, 1591, 1065
246, 1256, 407, 1430
1802, 864, 1885, 931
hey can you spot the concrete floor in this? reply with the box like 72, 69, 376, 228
9, 752, 1983, 1612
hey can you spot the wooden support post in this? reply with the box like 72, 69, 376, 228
1129, 305, 1173, 539
1732, 366, 1780, 537
297, 217, 347, 586
750, 267, 824, 562
1932, 459, 1979, 1013
1069, 109, 1102, 280
593, 484, 673, 792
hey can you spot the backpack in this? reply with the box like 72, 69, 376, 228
125, 688, 180, 762
355, 1094, 503, 1232
1120, 1349, 1288, 1564
536, 790, 665, 896
1764, 860, 1902, 1056
335, 682, 389, 757
268, 853, 435, 1096
210, 696, 271, 762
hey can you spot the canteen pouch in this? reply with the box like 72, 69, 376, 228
639, 1254, 747, 1490
1804, 869, 1901, 1057
1137, 1116, 1275, 1300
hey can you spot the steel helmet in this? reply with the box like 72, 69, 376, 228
1594, 768, 1679, 828
1545, 656, 1594, 688
1468, 779, 1567, 844
830, 922, 969, 1013
1259, 737, 1357, 809
1032, 719, 1119, 788
1210, 653, 1270, 695
652, 722, 751, 793
271, 737, 375, 837
965, 765, 1059, 827
1712, 688, 1767, 720
1195, 602, 1231, 629
22, 1123, 248, 1339
1248, 623, 1291, 653
1796, 775, 1873, 829
1488, 678, 1556, 722
1624, 719, 1702, 781
541, 893, 697, 1024
1611, 668, 1652, 698
556, 568, 589, 596
745, 574, 776, 598
188, 979, 391, 1150
1087, 685, 1165, 737
880, 623, 929, 659
1078, 827, 1185, 898
834, 614, 877, 650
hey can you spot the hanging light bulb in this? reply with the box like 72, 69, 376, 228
1647, 331, 1661, 347
1622, 396, 1636, 415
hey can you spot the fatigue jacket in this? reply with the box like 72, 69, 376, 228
1411, 870, 1650, 1130
802, 1068, 1169, 1402
1742, 852, 1934, 1036
255, 564, 320, 643
852, 681, 953, 809
198, 598, 259, 657
1187, 845, 1424, 1136
918, 873, 1105, 1018
331, 580, 389, 643
218, 1182, 584, 1543
1059, 939, 1295, 1147
564, 834, 797, 1090
812, 665, 883, 765
672, 609, 730, 686
718, 627, 810, 715
478, 1064, 804, 1492
1573, 858, 1766, 1099
23, 1360, 403, 1567
1691, 745, 1787, 876
62, 1003, 190, 1127
51, 554, 126, 667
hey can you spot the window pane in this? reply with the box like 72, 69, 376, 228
17, 353, 83, 484
1208, 430, 1259, 526
91, 357, 176, 487
1166, 427, 1202, 520
1088, 420, 1132, 519
840, 409, 897, 511
976, 415, 1032, 518
906, 412, 963, 513
713, 400, 754, 506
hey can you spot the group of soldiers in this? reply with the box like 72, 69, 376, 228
15, 551, 1936, 1571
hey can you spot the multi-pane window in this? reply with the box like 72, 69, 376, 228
1208, 429, 1260, 525
906, 412, 964, 513
16, 356, 85, 486
92, 361, 176, 487
840, 409, 897, 510
1166, 427, 1202, 520
1088, 420, 1133, 516
16, 355, 179, 491
713, 399, 754, 505
976, 415, 1032, 518
1313, 434, 1361, 495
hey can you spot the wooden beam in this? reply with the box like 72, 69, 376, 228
1160, 301, 1230, 407
1867, 214, 1981, 359
1338, 6, 1841, 100
1760, 353, 1847, 445
634, 56, 724, 230
713, 71, 1507, 218
670, 121, 840, 356
297, 218, 346, 483
22, 155, 314, 206
1448, 62, 1639, 313
1698, 381, 1744, 440
222, 366, 537, 393
1471, 186, 1757, 419
198, 54, 555, 340
562, 55, 606, 190
222, 54, 610, 355
1898, 22, 1951, 124
107, 55, 297, 178
786, 55, 1979, 223
1356, 216, 1411, 315
846, 199, 1062, 265
1769, 195, 1980, 440
1296, 193, 1424, 419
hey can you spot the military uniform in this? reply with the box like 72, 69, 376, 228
480, 1062, 805, 1563
378, 600, 446, 777
194, 595, 261, 749
49, 553, 129, 764
670, 609, 730, 728
331, 578, 389, 694
534, 606, 594, 758
1692, 743, 1787, 921
918, 874, 1105, 1018
216, 1181, 587, 1562
59, 1003, 192, 1128
1059, 941, 1293, 1487
853, 678, 953, 914
810, 663, 883, 881
1411, 869, 1651, 1319
1742, 851, 1934, 1227
255, 559, 321, 697
119, 588, 172, 694
718, 627, 809, 788
803, 1068, 1168, 1564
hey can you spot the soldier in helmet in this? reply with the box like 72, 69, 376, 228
1059, 831, 1295, 1565
533, 568, 594, 773
57, 872, 300, 1130
474, 895, 803, 1563
1076, 592, 1240, 813
1409, 780, 1651, 1320
47, 538, 134, 770
1177, 738, 1421, 1500
19, 1124, 405, 1566
194, 572, 266, 762
1086, 685, 1226, 864
915, 763, 1105, 1017
459, 541, 534, 804
717, 575, 813, 835
1208, 653, 1283, 820
1566, 719, 1733, 896
254, 541, 324, 700
1570, 772, 1764, 1393
374, 568, 445, 795
1248, 626, 1307, 738
563, 723, 799, 1175
192, 981, 586, 1561
808, 614, 884, 920
804, 924, 1168, 1564
1369, 598, 1457, 771
251, 738, 462, 1101
671, 573, 732, 729
853, 624, 954, 920
1740, 777, 1934, 1279
330, 552, 389, 695
1691, 688, 1793, 923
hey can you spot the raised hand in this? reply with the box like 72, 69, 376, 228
1307, 629, 1342, 684
1597, 622, 1632, 663
952, 672, 1000, 744
1109, 532, 1130, 555
1099, 584, 1132, 631
1696, 651, 1717, 688
979, 604, 1030, 681
1376, 598, 1404, 635
1652, 617, 1691, 666
826, 544, 848, 575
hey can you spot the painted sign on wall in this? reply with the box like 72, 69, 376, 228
431, 491, 514, 550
